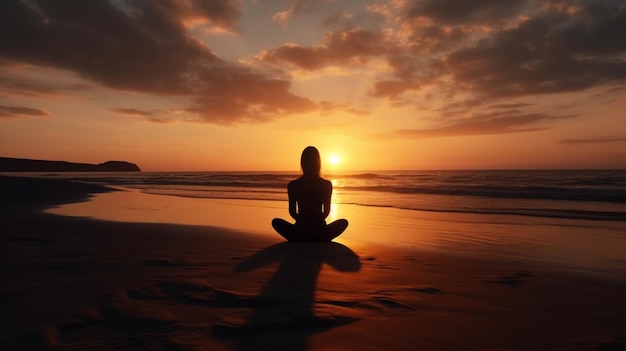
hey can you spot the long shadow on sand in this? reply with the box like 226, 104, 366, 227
212, 242, 361, 351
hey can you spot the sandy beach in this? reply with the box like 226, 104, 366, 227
1, 175, 625, 350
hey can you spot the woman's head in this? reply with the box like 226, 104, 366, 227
300, 146, 321, 176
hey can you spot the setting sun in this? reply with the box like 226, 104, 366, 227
328, 154, 341, 167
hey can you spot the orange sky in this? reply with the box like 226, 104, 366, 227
1, 0, 625, 171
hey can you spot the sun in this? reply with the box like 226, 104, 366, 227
328, 154, 341, 166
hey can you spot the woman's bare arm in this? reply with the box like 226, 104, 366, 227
322, 180, 332, 219
288, 182, 299, 221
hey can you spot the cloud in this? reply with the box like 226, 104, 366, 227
594, 86, 626, 97
113, 108, 155, 116
0, 0, 220, 93
185, 65, 317, 124
559, 136, 626, 144
0, 105, 51, 118
380, 111, 572, 138
381, 0, 626, 99
272, 0, 326, 26
113, 107, 182, 123
488, 103, 534, 109
0, 69, 91, 97
404, 24, 469, 55
2, 0, 625, 127
258, 28, 390, 71
406, 0, 527, 24
369, 80, 422, 99
442, 1, 626, 97
0, 0, 319, 124
178, 0, 241, 31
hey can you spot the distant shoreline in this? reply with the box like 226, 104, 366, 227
0, 157, 141, 172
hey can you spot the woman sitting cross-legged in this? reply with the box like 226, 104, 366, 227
272, 146, 348, 242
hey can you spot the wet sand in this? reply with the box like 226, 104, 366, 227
1, 175, 625, 350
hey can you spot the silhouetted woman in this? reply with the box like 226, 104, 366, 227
272, 146, 349, 242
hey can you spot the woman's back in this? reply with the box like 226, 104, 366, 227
288, 175, 332, 227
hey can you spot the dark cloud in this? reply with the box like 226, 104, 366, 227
2, 0, 625, 127
113, 108, 154, 116
593, 86, 626, 97
185, 65, 317, 124
0, 0, 217, 93
406, 0, 527, 24
273, 0, 324, 25
381, 111, 572, 138
405, 24, 468, 55
559, 136, 626, 144
0, 105, 51, 118
370, 0, 626, 100
488, 103, 534, 109
426, 0, 626, 99
169, 0, 241, 30
259, 26, 432, 99
113, 108, 179, 123
0, 0, 318, 124
442, 1, 626, 97
258, 28, 389, 70
369, 80, 422, 99
0, 70, 90, 97
144, 117, 176, 124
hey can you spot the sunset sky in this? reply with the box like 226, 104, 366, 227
1, 0, 625, 171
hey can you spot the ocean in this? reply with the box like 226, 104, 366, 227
27, 170, 626, 222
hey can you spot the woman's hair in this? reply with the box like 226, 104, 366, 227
300, 146, 321, 176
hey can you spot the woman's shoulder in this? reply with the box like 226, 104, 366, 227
289, 176, 304, 184
288, 177, 306, 189
316, 177, 333, 190
289, 176, 330, 187
321, 177, 332, 186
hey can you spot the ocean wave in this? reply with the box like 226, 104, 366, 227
139, 186, 626, 222
338, 185, 626, 203
141, 190, 626, 222
21, 170, 626, 221
332, 172, 392, 179
368, 205, 626, 222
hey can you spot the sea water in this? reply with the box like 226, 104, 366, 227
26, 170, 626, 222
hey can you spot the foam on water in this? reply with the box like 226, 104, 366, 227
16, 169, 626, 221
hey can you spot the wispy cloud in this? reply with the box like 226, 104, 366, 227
0, 70, 90, 97
272, 0, 329, 26
559, 136, 626, 144
380, 111, 574, 138
0, 105, 51, 118
113, 108, 155, 117
113, 108, 183, 123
